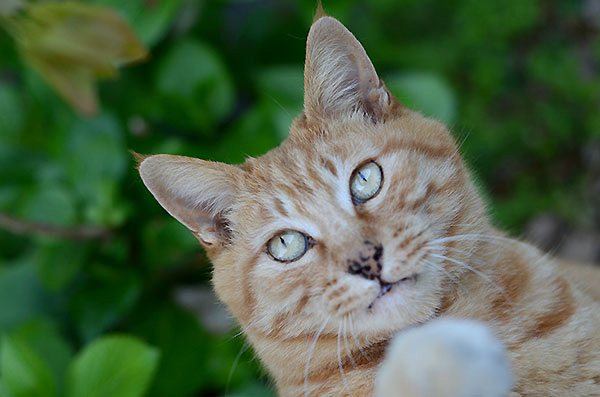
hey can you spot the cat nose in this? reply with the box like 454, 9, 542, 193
346, 241, 383, 280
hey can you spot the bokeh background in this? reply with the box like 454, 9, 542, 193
1, 0, 599, 396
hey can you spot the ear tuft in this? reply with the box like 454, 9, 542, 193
303, 16, 398, 124
130, 150, 148, 169
139, 154, 242, 249
313, 0, 327, 22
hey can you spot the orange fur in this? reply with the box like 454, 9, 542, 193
139, 15, 600, 397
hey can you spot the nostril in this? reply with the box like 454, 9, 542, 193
380, 282, 392, 295
373, 244, 383, 262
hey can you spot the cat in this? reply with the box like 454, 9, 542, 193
138, 14, 600, 397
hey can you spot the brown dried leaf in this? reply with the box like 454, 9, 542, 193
14, 1, 148, 115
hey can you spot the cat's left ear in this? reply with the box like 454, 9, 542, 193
303, 16, 398, 123
138, 154, 242, 250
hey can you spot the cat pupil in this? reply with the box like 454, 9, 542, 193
280, 236, 287, 247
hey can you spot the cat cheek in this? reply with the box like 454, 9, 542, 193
325, 279, 379, 316
381, 258, 424, 285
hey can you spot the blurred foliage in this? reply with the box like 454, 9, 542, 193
0, 0, 599, 396
5, 1, 147, 115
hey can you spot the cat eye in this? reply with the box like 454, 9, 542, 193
350, 161, 382, 202
267, 230, 308, 262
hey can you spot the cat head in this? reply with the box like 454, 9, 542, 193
139, 16, 487, 343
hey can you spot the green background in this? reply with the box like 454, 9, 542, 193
1, 0, 599, 396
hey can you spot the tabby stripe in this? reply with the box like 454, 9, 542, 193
241, 253, 262, 322
253, 328, 338, 343
521, 277, 575, 340
320, 156, 338, 177
303, 340, 388, 384
489, 252, 530, 321
273, 197, 289, 217
381, 139, 456, 159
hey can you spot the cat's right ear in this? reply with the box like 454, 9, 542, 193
303, 16, 398, 124
138, 154, 241, 249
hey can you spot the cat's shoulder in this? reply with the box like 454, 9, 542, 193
558, 260, 600, 302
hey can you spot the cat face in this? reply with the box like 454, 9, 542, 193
224, 115, 471, 340
140, 16, 485, 344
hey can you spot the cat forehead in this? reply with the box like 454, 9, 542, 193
240, 142, 368, 222
241, 123, 384, 196
252, 118, 394, 169
233, 115, 458, 243
241, 113, 453, 184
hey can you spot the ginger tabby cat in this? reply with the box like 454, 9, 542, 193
139, 14, 600, 397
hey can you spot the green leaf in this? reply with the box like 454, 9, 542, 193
0, 379, 15, 397
0, 0, 24, 16
226, 382, 276, 397
70, 273, 140, 342
156, 39, 234, 131
62, 113, 128, 205
20, 183, 76, 227
0, 334, 57, 397
386, 71, 457, 125
0, 261, 52, 330
141, 218, 199, 271
81, 180, 129, 227
128, 304, 210, 397
255, 66, 304, 140
11, 319, 73, 396
33, 240, 88, 291
213, 104, 280, 163
92, 0, 184, 47
256, 66, 303, 108
0, 145, 40, 186
66, 335, 159, 397
0, 86, 24, 140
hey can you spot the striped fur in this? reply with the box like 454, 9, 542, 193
139, 15, 600, 397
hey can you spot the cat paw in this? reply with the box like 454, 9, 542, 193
375, 318, 512, 397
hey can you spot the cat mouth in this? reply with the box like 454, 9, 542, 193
368, 274, 418, 310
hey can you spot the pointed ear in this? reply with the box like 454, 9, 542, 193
139, 154, 242, 249
303, 16, 398, 123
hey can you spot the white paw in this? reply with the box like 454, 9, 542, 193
375, 318, 512, 397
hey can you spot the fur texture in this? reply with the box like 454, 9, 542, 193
375, 318, 512, 397
139, 15, 600, 397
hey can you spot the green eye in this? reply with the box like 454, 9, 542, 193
350, 161, 382, 202
267, 230, 308, 262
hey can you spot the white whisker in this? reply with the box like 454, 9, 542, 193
430, 253, 494, 285
421, 258, 470, 295
348, 313, 368, 361
452, 129, 471, 157
342, 316, 357, 368
230, 318, 259, 340
337, 321, 348, 390
429, 253, 515, 310
429, 233, 518, 248
304, 315, 331, 397
225, 342, 248, 394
